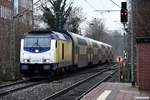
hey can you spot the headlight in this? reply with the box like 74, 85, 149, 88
43, 59, 50, 63
21, 65, 28, 70
43, 65, 50, 70
35, 49, 39, 53
24, 59, 30, 63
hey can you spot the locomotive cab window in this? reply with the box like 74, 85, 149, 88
23, 35, 51, 53
24, 36, 51, 48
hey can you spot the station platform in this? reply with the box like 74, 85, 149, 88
81, 82, 150, 100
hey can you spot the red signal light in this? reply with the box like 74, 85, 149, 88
121, 12, 127, 16
124, 12, 127, 16
121, 9, 128, 22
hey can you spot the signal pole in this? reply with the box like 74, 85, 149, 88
120, 2, 129, 82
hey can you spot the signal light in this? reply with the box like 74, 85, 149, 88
120, 2, 128, 23
124, 12, 127, 16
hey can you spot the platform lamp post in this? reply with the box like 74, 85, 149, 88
9, 0, 16, 79
9, 0, 34, 79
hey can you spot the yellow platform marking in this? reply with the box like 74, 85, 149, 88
96, 90, 111, 100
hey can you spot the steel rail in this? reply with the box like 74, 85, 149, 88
0, 80, 45, 97
77, 64, 117, 75
0, 79, 30, 89
75, 69, 118, 100
42, 67, 117, 100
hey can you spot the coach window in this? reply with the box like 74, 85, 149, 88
101, 45, 105, 53
28, 0, 33, 11
102, 45, 105, 49
0, 6, 1, 17
6, 7, 11, 19
14, 0, 18, 14
0, 6, 4, 18
77, 38, 87, 45
92, 42, 98, 48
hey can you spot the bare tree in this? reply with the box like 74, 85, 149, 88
85, 18, 110, 43
109, 31, 124, 57
64, 7, 85, 33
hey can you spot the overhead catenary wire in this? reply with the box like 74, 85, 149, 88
84, 0, 122, 30
83, 0, 97, 11
108, 0, 121, 8
101, 0, 122, 28
84, 0, 121, 12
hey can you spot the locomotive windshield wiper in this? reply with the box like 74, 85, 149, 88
31, 39, 41, 48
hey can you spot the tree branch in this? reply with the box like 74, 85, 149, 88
61, 0, 67, 12
48, 0, 54, 5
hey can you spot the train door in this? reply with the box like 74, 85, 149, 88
87, 47, 91, 64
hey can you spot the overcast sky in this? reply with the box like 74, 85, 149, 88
34, 0, 127, 32
75, 0, 127, 31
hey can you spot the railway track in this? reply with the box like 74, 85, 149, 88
76, 70, 117, 100
0, 79, 45, 97
42, 66, 118, 100
0, 79, 30, 89
0, 64, 117, 100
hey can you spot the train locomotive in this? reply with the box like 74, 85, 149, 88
20, 31, 113, 77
